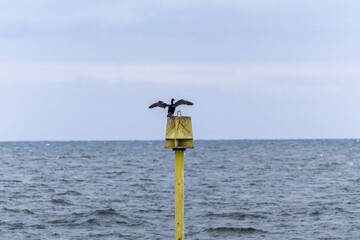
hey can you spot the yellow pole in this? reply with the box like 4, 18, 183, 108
174, 149, 184, 240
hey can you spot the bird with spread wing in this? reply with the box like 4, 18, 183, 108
149, 99, 193, 117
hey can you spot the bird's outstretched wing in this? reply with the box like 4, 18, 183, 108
149, 101, 169, 109
174, 99, 194, 107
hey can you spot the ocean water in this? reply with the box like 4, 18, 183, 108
1, 140, 360, 239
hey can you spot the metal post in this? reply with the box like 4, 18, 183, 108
164, 114, 193, 240
174, 149, 184, 240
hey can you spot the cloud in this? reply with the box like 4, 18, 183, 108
0, 0, 243, 29
1, 0, 360, 64
1, 62, 360, 87
1, 0, 356, 31
0, 1, 141, 27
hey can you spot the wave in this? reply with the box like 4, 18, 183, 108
84, 218, 100, 225
93, 207, 118, 216
206, 227, 266, 234
3, 207, 35, 215
204, 211, 266, 220
71, 208, 131, 219
49, 219, 74, 224
30, 224, 46, 229
0, 179, 22, 183
56, 190, 82, 196
87, 232, 129, 238
50, 198, 73, 206
7, 222, 26, 230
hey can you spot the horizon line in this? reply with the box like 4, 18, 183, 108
0, 138, 358, 142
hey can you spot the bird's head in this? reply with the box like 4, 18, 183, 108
171, 98, 175, 104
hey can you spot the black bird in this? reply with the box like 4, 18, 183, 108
149, 99, 193, 117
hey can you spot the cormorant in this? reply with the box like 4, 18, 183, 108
149, 99, 193, 117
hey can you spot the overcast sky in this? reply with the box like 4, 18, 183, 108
1, 0, 360, 140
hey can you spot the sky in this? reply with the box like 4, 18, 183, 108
0, 0, 360, 140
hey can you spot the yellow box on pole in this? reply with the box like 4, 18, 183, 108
165, 116, 194, 149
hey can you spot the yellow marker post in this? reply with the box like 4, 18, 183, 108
165, 111, 194, 240
174, 149, 184, 240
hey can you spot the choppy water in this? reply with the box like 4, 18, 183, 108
1, 140, 360, 239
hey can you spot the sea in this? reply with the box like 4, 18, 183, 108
1, 140, 360, 239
